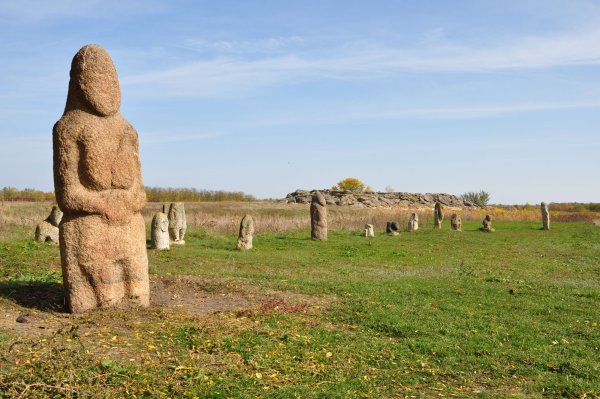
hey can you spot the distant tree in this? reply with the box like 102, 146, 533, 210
385, 185, 395, 193
332, 177, 366, 193
0, 186, 55, 201
461, 190, 491, 207
144, 187, 255, 202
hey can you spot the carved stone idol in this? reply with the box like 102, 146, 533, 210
237, 214, 255, 250
34, 206, 63, 244
480, 214, 495, 232
407, 213, 419, 232
310, 191, 327, 240
151, 212, 170, 250
386, 221, 399, 236
451, 214, 462, 231
53, 44, 149, 313
168, 202, 187, 245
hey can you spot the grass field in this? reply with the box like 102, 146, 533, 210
0, 203, 599, 398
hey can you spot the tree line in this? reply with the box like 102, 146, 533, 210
0, 186, 255, 202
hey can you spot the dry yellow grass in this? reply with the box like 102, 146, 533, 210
1, 200, 598, 240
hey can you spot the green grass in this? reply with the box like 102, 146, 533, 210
0, 221, 599, 398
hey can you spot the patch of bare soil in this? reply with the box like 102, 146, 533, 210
0, 275, 331, 339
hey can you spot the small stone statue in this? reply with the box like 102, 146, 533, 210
150, 212, 170, 250
311, 191, 328, 240
237, 214, 255, 250
434, 202, 444, 229
451, 214, 462, 231
541, 202, 550, 230
34, 206, 63, 244
168, 202, 187, 245
364, 224, 375, 237
386, 221, 400, 236
480, 215, 495, 232
407, 213, 419, 232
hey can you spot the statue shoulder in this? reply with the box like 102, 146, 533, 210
53, 111, 88, 140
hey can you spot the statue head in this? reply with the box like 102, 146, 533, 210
312, 191, 326, 207
65, 44, 121, 116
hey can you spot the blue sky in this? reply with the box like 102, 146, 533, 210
1, 0, 599, 203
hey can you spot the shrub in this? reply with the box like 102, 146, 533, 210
332, 178, 366, 193
461, 190, 491, 207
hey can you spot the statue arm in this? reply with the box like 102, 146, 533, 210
53, 121, 112, 216
119, 123, 146, 213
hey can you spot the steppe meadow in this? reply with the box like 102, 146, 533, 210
1, 1, 599, 398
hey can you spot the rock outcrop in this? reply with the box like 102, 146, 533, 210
285, 190, 478, 209
53, 44, 149, 313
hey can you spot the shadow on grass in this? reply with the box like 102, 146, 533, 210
0, 281, 66, 312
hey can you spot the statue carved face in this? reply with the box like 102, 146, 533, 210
67, 44, 121, 116
160, 216, 169, 232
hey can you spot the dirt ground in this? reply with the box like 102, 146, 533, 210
0, 275, 328, 340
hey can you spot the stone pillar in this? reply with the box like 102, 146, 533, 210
237, 214, 255, 250
434, 202, 444, 229
541, 202, 550, 230
364, 224, 375, 237
310, 191, 328, 240
151, 212, 170, 250
53, 44, 149, 313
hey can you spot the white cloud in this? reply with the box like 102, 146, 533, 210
182, 36, 305, 54
122, 27, 600, 98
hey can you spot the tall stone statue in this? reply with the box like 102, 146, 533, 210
310, 191, 328, 240
407, 213, 419, 232
236, 214, 255, 250
541, 202, 550, 230
53, 44, 149, 313
151, 212, 170, 250
451, 213, 462, 231
434, 202, 444, 229
34, 205, 63, 244
168, 202, 187, 245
